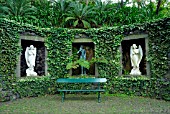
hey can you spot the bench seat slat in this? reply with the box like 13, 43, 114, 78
57, 78, 107, 83
57, 89, 105, 92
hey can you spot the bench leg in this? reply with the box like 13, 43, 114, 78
62, 92, 65, 102
98, 92, 101, 103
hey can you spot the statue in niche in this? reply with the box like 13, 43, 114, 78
77, 45, 86, 75
25, 45, 37, 76
130, 44, 143, 75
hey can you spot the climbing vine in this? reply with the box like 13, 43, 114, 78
0, 17, 169, 101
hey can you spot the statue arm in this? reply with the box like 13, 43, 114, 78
32, 48, 37, 66
25, 47, 30, 67
130, 46, 134, 67
77, 48, 81, 54
34, 48, 36, 57
138, 45, 143, 66
77, 47, 83, 54
77, 50, 80, 54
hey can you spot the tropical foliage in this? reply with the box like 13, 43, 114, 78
0, 0, 37, 22
0, 0, 169, 28
65, 2, 96, 28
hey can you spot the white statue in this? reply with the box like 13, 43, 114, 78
130, 44, 143, 75
25, 45, 37, 76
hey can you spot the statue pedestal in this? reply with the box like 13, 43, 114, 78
130, 67, 141, 75
26, 68, 37, 76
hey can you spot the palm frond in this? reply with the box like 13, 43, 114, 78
0, 0, 37, 18
65, 17, 76, 22
73, 20, 78, 27
82, 20, 91, 28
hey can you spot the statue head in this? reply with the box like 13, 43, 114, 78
30, 45, 34, 49
80, 45, 84, 48
132, 44, 137, 49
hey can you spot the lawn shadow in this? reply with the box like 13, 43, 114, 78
56, 94, 108, 103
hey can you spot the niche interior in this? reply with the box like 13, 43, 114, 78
121, 38, 147, 75
72, 42, 95, 76
21, 39, 45, 77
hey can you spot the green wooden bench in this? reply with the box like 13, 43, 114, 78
56, 78, 107, 103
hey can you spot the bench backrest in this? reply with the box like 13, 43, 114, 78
57, 78, 107, 83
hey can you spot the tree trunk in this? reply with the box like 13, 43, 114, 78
120, 0, 124, 7
156, 0, 161, 15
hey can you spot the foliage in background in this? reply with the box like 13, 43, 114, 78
0, 0, 37, 23
0, 0, 169, 28
65, 2, 97, 28
93, 0, 115, 26
54, 0, 70, 27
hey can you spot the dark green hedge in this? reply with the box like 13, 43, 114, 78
108, 76, 170, 101
13, 76, 170, 101
13, 76, 56, 97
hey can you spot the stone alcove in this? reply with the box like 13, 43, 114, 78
16, 35, 47, 77
69, 36, 98, 77
120, 34, 150, 76
72, 42, 95, 75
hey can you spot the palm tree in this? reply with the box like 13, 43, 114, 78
65, 2, 96, 28
55, 0, 70, 27
0, 0, 37, 21
31, 0, 55, 27
93, 0, 112, 26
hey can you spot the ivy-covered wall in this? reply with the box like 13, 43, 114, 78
147, 18, 170, 78
0, 20, 20, 91
45, 28, 123, 79
0, 19, 48, 101
0, 17, 169, 101
46, 18, 170, 80
45, 28, 74, 78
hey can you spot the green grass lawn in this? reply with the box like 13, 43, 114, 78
0, 94, 169, 114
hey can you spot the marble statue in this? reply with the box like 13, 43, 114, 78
130, 44, 143, 75
25, 45, 37, 76
77, 45, 86, 75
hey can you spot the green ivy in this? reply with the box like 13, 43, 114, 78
0, 23, 19, 90
0, 17, 169, 101
107, 76, 170, 100
147, 18, 170, 78
14, 76, 56, 97
45, 28, 74, 78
